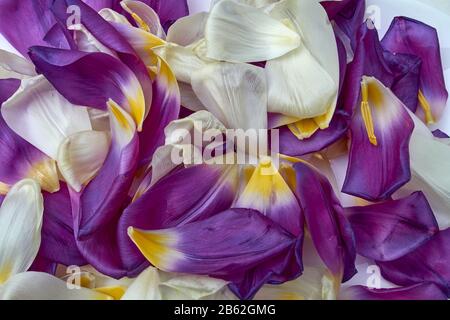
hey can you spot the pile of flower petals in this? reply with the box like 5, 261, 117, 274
0, 0, 449, 301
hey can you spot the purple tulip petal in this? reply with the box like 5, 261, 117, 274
52, 0, 152, 121
128, 208, 299, 299
235, 160, 303, 237
0, 0, 72, 58
29, 255, 57, 275
29, 47, 146, 130
346, 192, 439, 261
72, 103, 139, 277
381, 17, 449, 123
279, 111, 350, 157
341, 283, 447, 300
383, 51, 422, 113
117, 162, 239, 273
343, 76, 414, 201
322, 0, 366, 52
143, 0, 189, 31
82, 0, 120, 11
433, 129, 449, 139
341, 24, 395, 116
378, 228, 450, 297
40, 183, 86, 266
138, 57, 180, 165
294, 161, 356, 282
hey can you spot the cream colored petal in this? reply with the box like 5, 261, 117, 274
179, 82, 205, 112
57, 130, 111, 192
70, 24, 118, 56
2, 76, 92, 159
269, 0, 339, 127
191, 63, 267, 130
122, 267, 234, 300
205, 0, 301, 62
266, 46, 337, 118
0, 180, 43, 284
254, 267, 337, 300
99, 8, 132, 25
0, 272, 113, 300
153, 43, 208, 84
167, 12, 209, 46
0, 49, 36, 80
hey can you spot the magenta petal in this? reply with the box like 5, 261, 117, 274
341, 283, 447, 300
382, 17, 449, 121
40, 183, 86, 266
0, 0, 72, 58
294, 162, 356, 281
378, 228, 450, 297
346, 192, 439, 261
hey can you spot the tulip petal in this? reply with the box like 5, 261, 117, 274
121, 0, 165, 38
57, 130, 110, 192
166, 12, 208, 47
236, 160, 303, 236
0, 179, 43, 284
255, 266, 337, 300
70, 102, 140, 278
267, 0, 339, 126
346, 192, 439, 261
0, 50, 37, 80
407, 109, 450, 228
0, 104, 59, 194
142, 0, 189, 31
279, 111, 349, 157
0, 272, 112, 300
0, 0, 72, 58
122, 267, 234, 300
40, 183, 86, 267
294, 161, 356, 282
128, 208, 298, 296
205, 0, 301, 62
2, 75, 92, 159
343, 76, 414, 201
138, 55, 180, 165
378, 228, 450, 297
29, 47, 146, 130
381, 17, 448, 123
52, 0, 152, 122
341, 283, 447, 300
191, 62, 267, 130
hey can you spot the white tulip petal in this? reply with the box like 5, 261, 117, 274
0, 272, 112, 300
254, 267, 337, 300
0, 180, 43, 284
210, 0, 278, 10
269, 0, 339, 127
266, 46, 337, 118
57, 130, 111, 192
205, 0, 301, 62
2, 76, 92, 159
121, 0, 166, 38
179, 82, 205, 112
99, 8, 132, 25
191, 63, 267, 130
167, 12, 209, 46
0, 49, 36, 80
122, 267, 234, 300
153, 43, 208, 84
